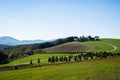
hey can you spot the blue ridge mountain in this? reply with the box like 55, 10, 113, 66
0, 36, 45, 46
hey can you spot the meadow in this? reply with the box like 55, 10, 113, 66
0, 57, 120, 80
0, 39, 120, 80
1, 39, 120, 66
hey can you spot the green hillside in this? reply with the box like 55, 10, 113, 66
42, 42, 91, 52
0, 57, 120, 80
101, 39, 120, 53
5, 53, 68, 66
0, 39, 120, 80
43, 39, 120, 53
1, 38, 120, 66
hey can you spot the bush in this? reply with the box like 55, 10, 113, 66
0, 51, 9, 64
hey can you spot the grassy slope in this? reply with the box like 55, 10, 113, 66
2, 53, 69, 66
43, 42, 90, 52
2, 39, 120, 66
0, 57, 120, 80
0, 39, 120, 80
43, 39, 118, 53
101, 39, 120, 53
80, 40, 113, 52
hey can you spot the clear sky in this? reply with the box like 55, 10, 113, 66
0, 0, 120, 40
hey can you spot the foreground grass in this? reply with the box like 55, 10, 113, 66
0, 57, 120, 80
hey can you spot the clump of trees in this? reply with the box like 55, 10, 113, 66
74, 35, 100, 42
48, 55, 74, 63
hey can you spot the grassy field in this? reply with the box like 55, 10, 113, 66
1, 39, 120, 66
0, 39, 120, 80
0, 57, 120, 80
2, 53, 70, 66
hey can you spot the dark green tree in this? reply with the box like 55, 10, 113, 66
38, 58, 40, 64
51, 56, 55, 63
30, 60, 32, 65
48, 57, 51, 62
55, 56, 59, 62
74, 56, 77, 62
68, 55, 73, 62
64, 56, 68, 62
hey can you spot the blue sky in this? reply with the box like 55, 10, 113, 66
0, 0, 120, 40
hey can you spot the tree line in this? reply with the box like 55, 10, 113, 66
47, 52, 120, 63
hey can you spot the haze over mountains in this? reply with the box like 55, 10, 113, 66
0, 36, 45, 46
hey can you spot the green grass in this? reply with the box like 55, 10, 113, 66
78, 38, 120, 52
2, 53, 69, 66
80, 41, 113, 52
101, 39, 120, 53
2, 38, 120, 66
0, 57, 120, 80
0, 39, 120, 80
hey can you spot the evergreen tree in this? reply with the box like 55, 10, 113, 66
38, 58, 40, 64
55, 56, 59, 62
48, 57, 51, 62
74, 56, 77, 62
64, 56, 68, 62
68, 55, 72, 62
51, 56, 55, 63
30, 60, 32, 65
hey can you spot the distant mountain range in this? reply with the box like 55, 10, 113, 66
0, 36, 46, 46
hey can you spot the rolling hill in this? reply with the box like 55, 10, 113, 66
0, 38, 120, 80
43, 39, 120, 53
42, 42, 91, 52
1, 38, 119, 66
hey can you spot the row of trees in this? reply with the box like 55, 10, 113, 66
47, 52, 120, 63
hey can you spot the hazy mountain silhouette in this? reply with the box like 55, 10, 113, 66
0, 36, 45, 46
